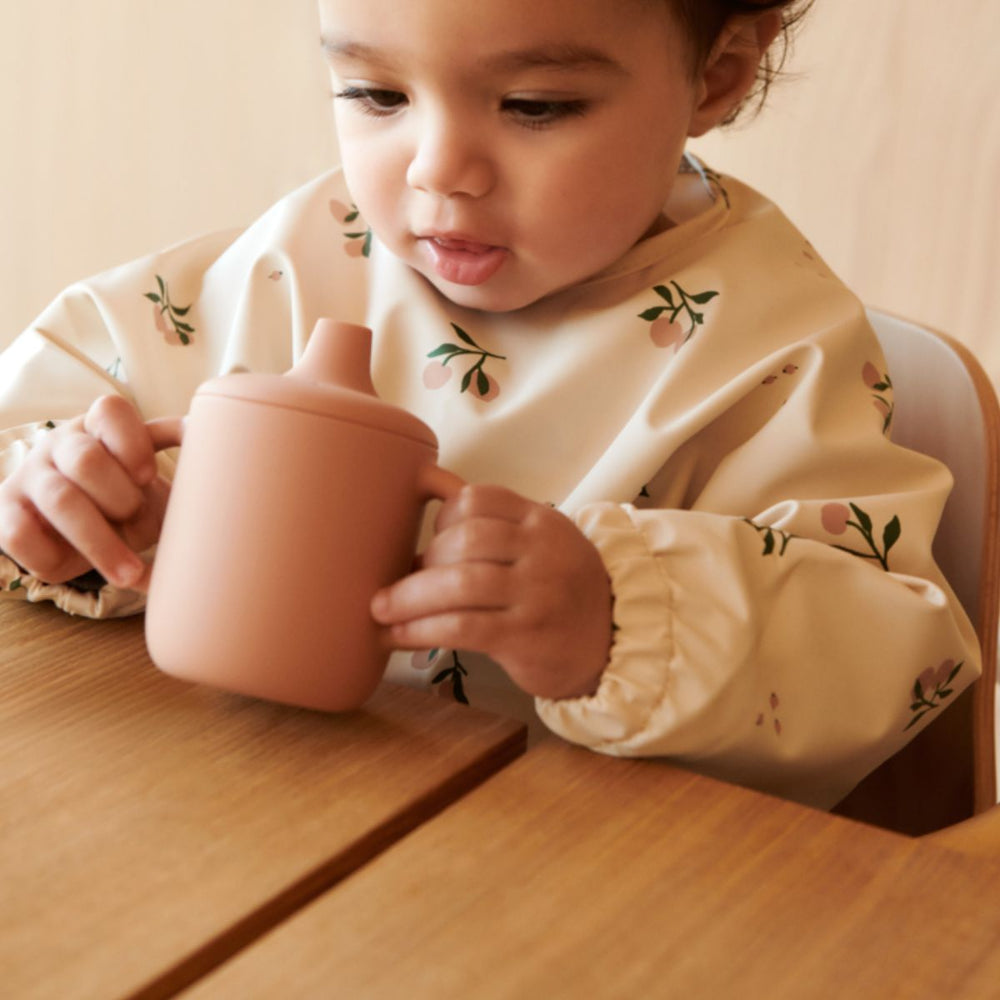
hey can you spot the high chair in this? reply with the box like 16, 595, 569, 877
833, 309, 1000, 835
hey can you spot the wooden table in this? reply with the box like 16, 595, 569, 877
183, 740, 1000, 1000
924, 803, 1000, 858
0, 600, 526, 1000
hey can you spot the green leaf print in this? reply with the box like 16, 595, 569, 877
427, 344, 464, 360
652, 284, 675, 307
431, 650, 470, 705
639, 280, 719, 347
905, 659, 963, 731
330, 199, 373, 258
863, 361, 894, 434
344, 231, 373, 257
146, 275, 195, 346
423, 323, 506, 402
743, 518, 795, 556
882, 516, 901, 555
850, 502, 873, 536
452, 325, 479, 348
821, 502, 901, 572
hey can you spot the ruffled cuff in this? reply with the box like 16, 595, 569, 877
0, 552, 146, 618
535, 502, 676, 749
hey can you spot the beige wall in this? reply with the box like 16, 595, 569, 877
1, 0, 336, 344
4, 1, 998, 382
691, 0, 1000, 384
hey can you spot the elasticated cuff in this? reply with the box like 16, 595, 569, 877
0, 552, 146, 618
535, 502, 678, 749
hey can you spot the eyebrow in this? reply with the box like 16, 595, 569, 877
486, 43, 626, 75
321, 38, 392, 68
320, 36, 626, 77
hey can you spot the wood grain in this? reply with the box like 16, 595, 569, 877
185, 740, 1000, 999
925, 804, 1000, 859
0, 600, 525, 1000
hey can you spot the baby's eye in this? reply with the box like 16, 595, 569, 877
335, 86, 408, 116
501, 97, 588, 128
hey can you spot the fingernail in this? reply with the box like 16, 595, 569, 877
114, 556, 144, 588
136, 461, 158, 487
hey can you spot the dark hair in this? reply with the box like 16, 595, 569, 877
670, 0, 814, 123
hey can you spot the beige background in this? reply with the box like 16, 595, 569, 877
691, 0, 1000, 384
3, 1, 998, 381
0, 0, 336, 345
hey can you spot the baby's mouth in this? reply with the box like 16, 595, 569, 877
419, 235, 509, 286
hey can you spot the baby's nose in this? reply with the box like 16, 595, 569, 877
406, 120, 495, 199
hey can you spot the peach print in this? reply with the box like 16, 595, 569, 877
330, 199, 372, 258
862, 359, 894, 433
639, 280, 719, 350
425, 323, 506, 402
906, 659, 963, 731
144, 275, 195, 346
821, 501, 901, 571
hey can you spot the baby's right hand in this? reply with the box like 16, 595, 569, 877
0, 394, 171, 589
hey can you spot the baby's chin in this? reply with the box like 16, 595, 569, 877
414, 266, 554, 315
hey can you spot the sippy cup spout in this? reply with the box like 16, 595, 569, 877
291, 319, 376, 395
189, 316, 436, 447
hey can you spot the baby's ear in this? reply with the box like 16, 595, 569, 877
687, 11, 783, 137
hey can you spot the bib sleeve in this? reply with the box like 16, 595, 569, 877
537, 308, 981, 809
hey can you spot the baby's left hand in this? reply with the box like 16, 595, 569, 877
371, 484, 612, 701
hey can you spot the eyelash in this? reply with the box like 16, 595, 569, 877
334, 86, 407, 116
334, 87, 589, 129
502, 98, 589, 129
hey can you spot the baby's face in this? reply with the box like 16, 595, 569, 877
320, 0, 703, 313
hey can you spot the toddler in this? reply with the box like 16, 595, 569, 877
0, 0, 980, 808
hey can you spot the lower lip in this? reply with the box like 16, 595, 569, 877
421, 238, 509, 286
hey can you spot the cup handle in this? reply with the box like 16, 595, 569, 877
418, 463, 465, 502
145, 416, 185, 451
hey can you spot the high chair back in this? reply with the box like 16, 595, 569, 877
834, 309, 1000, 834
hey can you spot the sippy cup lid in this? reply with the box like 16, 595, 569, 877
193, 320, 438, 448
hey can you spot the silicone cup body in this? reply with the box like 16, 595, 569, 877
144, 393, 459, 710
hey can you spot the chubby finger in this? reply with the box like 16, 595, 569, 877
83, 394, 159, 488
435, 483, 536, 533
0, 494, 92, 583
377, 608, 506, 656
22, 469, 147, 587
116, 476, 172, 554
421, 515, 521, 568
371, 561, 511, 626
49, 430, 146, 523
